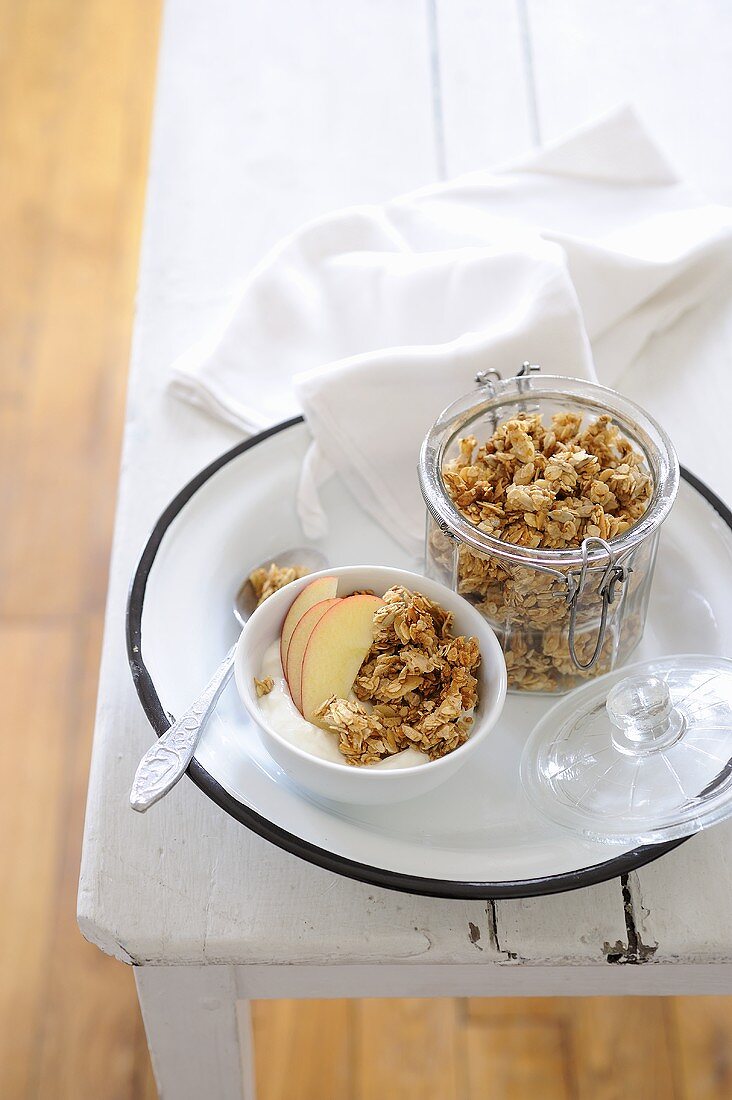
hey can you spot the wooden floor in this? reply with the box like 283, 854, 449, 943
2, 1, 731, 1097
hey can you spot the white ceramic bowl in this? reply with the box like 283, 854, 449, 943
234, 565, 507, 805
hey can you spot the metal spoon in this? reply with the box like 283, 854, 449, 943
129, 547, 328, 812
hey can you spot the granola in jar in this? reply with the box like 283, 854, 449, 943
436, 411, 654, 692
420, 374, 678, 694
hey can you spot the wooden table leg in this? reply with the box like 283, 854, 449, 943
135, 965, 255, 1100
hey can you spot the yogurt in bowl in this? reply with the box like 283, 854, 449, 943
235, 565, 507, 805
256, 639, 431, 769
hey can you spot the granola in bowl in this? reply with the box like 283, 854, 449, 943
245, 567, 482, 765
234, 565, 507, 805
315, 585, 480, 766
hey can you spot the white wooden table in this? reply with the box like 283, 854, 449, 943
78, 2, 732, 1096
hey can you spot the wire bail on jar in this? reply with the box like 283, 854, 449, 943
566, 538, 628, 671
475, 361, 541, 391
475, 362, 542, 437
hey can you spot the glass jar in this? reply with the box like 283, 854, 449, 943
419, 366, 679, 694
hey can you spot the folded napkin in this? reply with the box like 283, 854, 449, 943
170, 106, 732, 556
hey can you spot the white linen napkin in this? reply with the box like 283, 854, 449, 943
170, 106, 732, 556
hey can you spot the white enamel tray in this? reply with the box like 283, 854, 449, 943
128, 418, 732, 898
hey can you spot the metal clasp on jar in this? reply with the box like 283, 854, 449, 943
475, 363, 541, 434
566, 537, 629, 672
475, 361, 541, 391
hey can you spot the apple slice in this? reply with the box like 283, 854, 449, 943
280, 576, 338, 668
285, 598, 341, 710
300, 594, 384, 723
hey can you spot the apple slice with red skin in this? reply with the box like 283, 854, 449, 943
280, 576, 338, 670
300, 594, 384, 724
285, 598, 341, 711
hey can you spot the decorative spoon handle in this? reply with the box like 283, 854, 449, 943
130, 645, 237, 813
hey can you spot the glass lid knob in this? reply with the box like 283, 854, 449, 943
606, 675, 685, 754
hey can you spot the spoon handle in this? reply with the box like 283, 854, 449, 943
130, 645, 237, 813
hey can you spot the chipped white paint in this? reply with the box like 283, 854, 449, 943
79, 0, 732, 1094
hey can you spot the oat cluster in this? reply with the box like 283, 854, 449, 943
254, 675, 274, 697
439, 412, 653, 693
314, 586, 480, 766
443, 412, 652, 550
249, 561, 309, 606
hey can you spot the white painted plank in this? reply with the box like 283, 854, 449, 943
491, 293, 732, 964
524, 0, 732, 960
527, 0, 732, 202
609, 287, 732, 961
491, 883, 629, 964
134, 0, 439, 400
432, 0, 639, 962
136, 961, 732, 1007
627, 827, 732, 964
79, 0, 522, 972
234, 961, 732, 997
434, 0, 732, 967
434, 0, 536, 176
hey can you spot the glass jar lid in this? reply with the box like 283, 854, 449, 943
520, 655, 732, 845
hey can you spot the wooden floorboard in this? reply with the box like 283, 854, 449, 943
353, 999, 462, 1100
1, 0, 731, 1096
0, 1, 160, 1098
251, 1000, 353, 1100
0, 623, 75, 1098
463, 1016, 571, 1100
